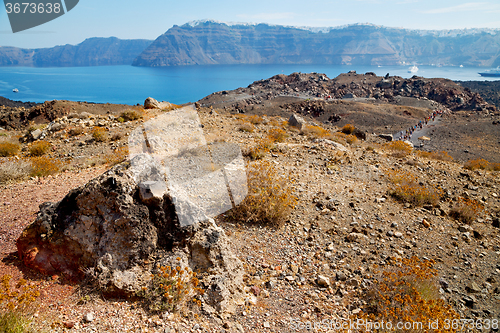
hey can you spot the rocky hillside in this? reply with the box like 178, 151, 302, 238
0, 96, 499, 332
0, 37, 152, 67
133, 20, 500, 67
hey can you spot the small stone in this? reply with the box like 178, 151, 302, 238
63, 321, 76, 329
223, 322, 231, 329
193, 323, 200, 330
336, 271, 347, 281
290, 264, 299, 274
422, 219, 430, 228
466, 282, 481, 293
263, 321, 271, 328
83, 312, 94, 323
266, 280, 277, 290
317, 275, 330, 287
394, 231, 403, 238
250, 285, 261, 296
246, 295, 258, 306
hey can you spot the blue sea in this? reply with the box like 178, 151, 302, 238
0, 64, 498, 105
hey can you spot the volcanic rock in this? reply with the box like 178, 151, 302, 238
16, 161, 245, 314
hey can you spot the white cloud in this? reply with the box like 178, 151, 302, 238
422, 2, 499, 14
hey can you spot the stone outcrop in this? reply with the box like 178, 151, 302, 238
16, 161, 245, 315
144, 97, 174, 110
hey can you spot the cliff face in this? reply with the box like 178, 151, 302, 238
133, 21, 500, 67
0, 37, 152, 67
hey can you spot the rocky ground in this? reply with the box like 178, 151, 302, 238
0, 73, 500, 332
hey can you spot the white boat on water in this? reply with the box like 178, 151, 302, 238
12, 88, 19, 93
408, 65, 419, 73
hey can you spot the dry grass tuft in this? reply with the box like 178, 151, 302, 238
341, 123, 355, 135
0, 274, 41, 333
120, 109, 144, 122
30, 156, 61, 177
268, 128, 288, 143
105, 146, 129, 166
245, 138, 274, 160
416, 150, 454, 162
385, 140, 413, 158
29, 140, 51, 157
0, 159, 32, 184
68, 127, 84, 137
136, 260, 204, 313
356, 257, 459, 333
228, 160, 297, 227
449, 197, 484, 224
0, 142, 20, 157
464, 158, 500, 171
91, 127, 108, 142
238, 122, 255, 133
386, 169, 442, 207
300, 124, 331, 139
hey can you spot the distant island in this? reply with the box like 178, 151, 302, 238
0, 37, 152, 67
1, 20, 500, 67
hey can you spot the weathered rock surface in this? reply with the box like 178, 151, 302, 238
16, 160, 244, 314
144, 97, 174, 110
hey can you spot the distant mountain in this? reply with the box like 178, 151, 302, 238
133, 20, 500, 67
0, 37, 153, 67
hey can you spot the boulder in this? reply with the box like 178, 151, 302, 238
144, 97, 162, 109
378, 133, 393, 141
144, 97, 174, 110
288, 114, 306, 130
16, 161, 245, 315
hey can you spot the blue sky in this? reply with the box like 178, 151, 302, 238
1, 0, 500, 48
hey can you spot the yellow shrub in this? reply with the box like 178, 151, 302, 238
301, 124, 331, 138
355, 257, 459, 332
386, 169, 442, 207
345, 134, 358, 145
228, 160, 297, 227
416, 150, 454, 162
30, 156, 61, 177
0, 142, 20, 157
29, 140, 51, 157
247, 115, 264, 125
341, 123, 355, 135
120, 109, 143, 122
268, 128, 288, 143
91, 127, 107, 142
136, 260, 203, 313
449, 197, 484, 224
0, 274, 41, 332
464, 158, 500, 171
238, 122, 255, 133
105, 146, 129, 166
245, 138, 274, 160
386, 140, 413, 157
